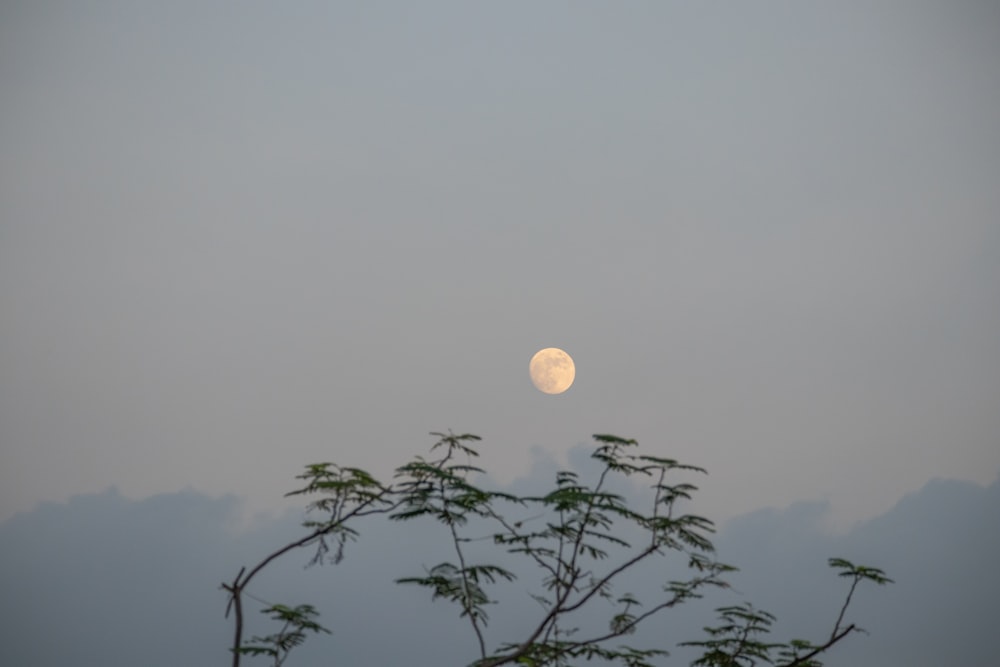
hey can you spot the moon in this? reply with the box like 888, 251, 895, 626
529, 348, 576, 395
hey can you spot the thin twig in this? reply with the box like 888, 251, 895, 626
831, 574, 860, 641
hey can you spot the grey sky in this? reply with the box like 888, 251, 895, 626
2, 1, 999, 534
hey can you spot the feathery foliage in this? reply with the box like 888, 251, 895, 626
223, 432, 891, 666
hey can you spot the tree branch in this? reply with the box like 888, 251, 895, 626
782, 623, 856, 667
222, 489, 398, 666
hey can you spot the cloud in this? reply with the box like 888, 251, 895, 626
0, 488, 245, 665
0, 465, 996, 666
713, 476, 1000, 667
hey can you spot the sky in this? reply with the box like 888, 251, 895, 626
1, 3, 999, 652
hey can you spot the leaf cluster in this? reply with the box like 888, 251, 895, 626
236, 604, 329, 667
223, 432, 892, 667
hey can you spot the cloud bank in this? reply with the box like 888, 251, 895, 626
0, 459, 996, 666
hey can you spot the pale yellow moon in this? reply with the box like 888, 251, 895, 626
529, 348, 576, 395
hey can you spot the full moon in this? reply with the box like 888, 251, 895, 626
529, 348, 576, 395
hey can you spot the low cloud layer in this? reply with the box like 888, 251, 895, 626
0, 458, 996, 666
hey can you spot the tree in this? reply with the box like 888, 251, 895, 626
222, 432, 892, 666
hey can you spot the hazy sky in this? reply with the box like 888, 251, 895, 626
2, 1, 999, 532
